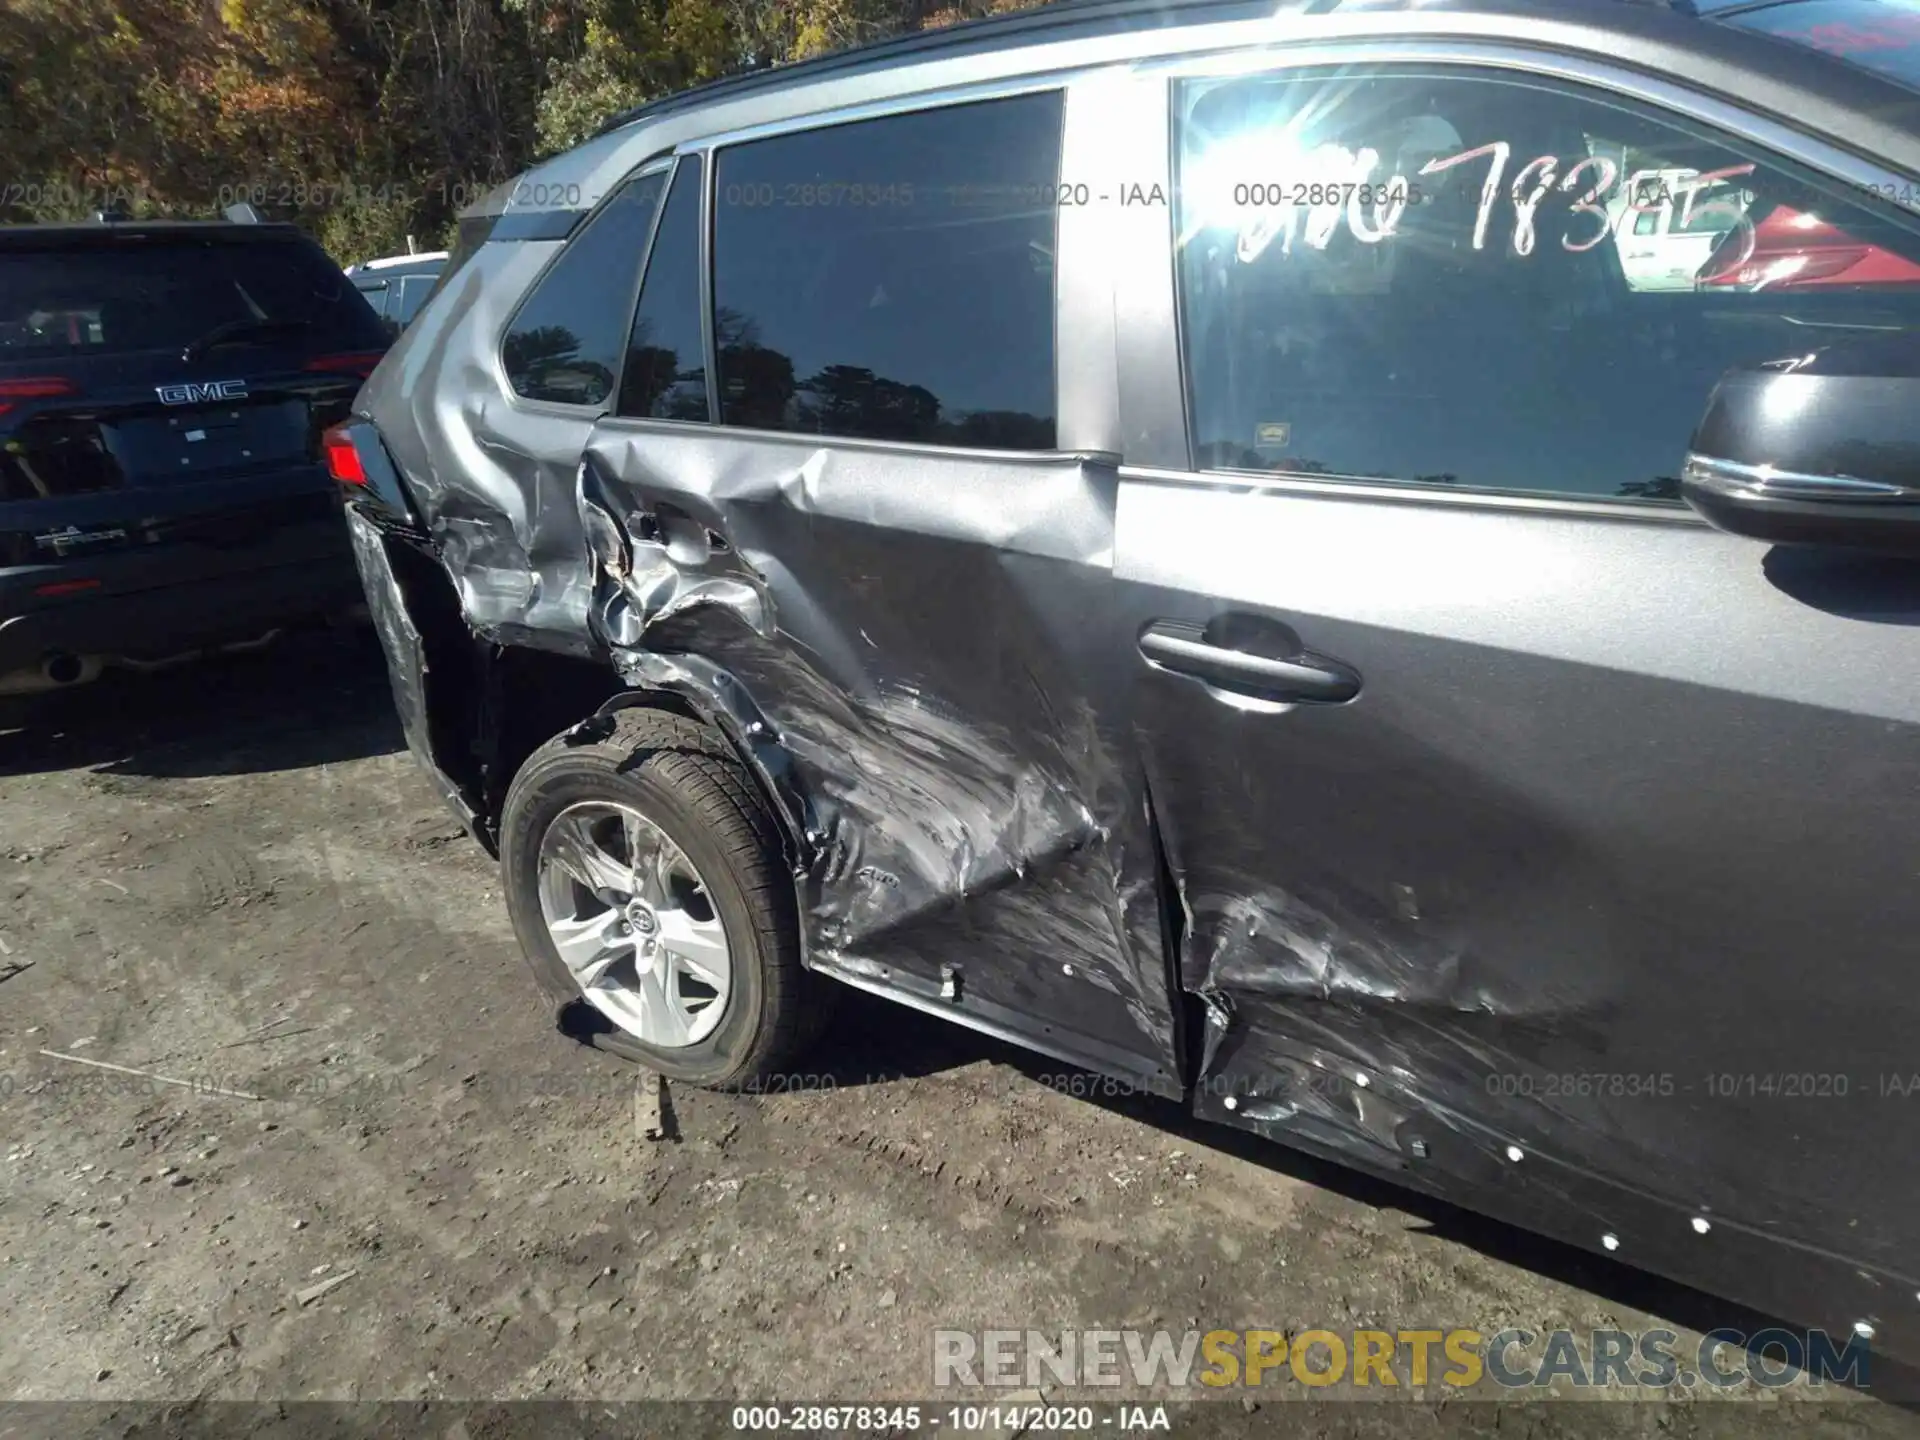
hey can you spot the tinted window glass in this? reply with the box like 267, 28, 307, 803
712, 92, 1062, 448
1728, 0, 1920, 94
619, 156, 709, 420
1174, 68, 1920, 500
0, 237, 386, 360
503, 173, 666, 407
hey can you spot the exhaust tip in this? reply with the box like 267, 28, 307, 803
43, 652, 86, 686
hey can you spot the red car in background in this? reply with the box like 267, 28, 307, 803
1699, 201, 1920, 288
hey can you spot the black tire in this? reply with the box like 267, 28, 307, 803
499, 707, 830, 1088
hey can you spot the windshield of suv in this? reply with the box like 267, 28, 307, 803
1721, 0, 1920, 91
0, 236, 387, 361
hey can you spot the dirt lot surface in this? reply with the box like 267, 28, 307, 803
2, 631, 1917, 1439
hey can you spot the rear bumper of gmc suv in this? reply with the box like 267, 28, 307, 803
0, 513, 362, 694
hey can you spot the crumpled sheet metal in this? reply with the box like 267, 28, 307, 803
1144, 700, 1661, 1167
1165, 826, 1875, 1292
1188, 954, 1920, 1360
366, 279, 1769, 1237
363, 263, 1163, 1074
1182, 876, 1503, 1173
1173, 879, 1755, 1296
361, 367, 1920, 1351
577, 428, 1180, 1090
1173, 839, 1667, 1176
345, 506, 477, 830
367, 273, 1751, 1216
368, 241, 600, 650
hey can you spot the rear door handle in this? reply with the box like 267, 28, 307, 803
1139, 620, 1361, 704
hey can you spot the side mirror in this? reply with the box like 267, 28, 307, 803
1683, 333, 1920, 556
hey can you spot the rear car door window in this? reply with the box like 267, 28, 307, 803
711, 91, 1063, 448
618, 155, 709, 420
1173, 67, 1920, 500
502, 172, 668, 408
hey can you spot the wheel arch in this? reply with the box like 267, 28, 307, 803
410, 632, 804, 877
577, 670, 809, 877
359, 511, 801, 877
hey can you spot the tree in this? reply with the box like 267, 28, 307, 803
0, 0, 1054, 259
530, 0, 740, 153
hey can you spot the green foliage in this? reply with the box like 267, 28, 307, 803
0, 0, 1049, 261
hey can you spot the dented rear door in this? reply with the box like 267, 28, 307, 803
576, 84, 1184, 1093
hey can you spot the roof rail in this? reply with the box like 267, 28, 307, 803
590, 0, 1271, 139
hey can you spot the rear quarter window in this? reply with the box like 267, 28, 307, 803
501, 173, 668, 407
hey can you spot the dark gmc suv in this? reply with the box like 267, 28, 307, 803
0, 220, 385, 725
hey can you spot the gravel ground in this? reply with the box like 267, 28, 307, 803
1, 630, 1915, 1439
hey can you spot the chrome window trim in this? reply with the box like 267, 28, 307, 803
590, 410, 1119, 468
1150, 38, 1920, 513
1119, 464, 1708, 524
1683, 453, 1918, 502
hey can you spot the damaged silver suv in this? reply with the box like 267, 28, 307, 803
335, 0, 1920, 1359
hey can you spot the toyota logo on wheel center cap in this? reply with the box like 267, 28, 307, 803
624, 901, 658, 935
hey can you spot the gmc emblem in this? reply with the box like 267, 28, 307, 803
157, 379, 248, 405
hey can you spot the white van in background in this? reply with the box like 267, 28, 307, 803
1611, 166, 1751, 292
345, 250, 449, 333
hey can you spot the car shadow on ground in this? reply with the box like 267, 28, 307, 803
740, 987, 1920, 1406
0, 625, 403, 780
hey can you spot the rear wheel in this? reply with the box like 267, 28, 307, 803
500, 708, 828, 1087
